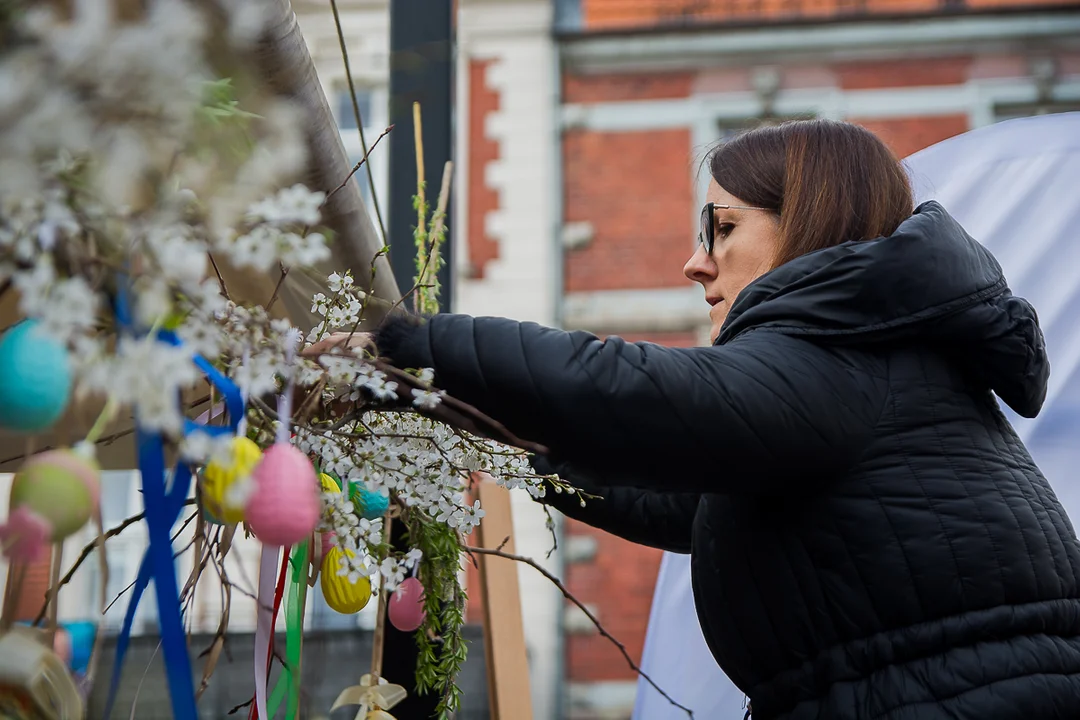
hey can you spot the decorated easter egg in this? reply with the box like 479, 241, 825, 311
320, 546, 372, 614
10, 449, 100, 541
202, 436, 262, 524
388, 577, 426, 632
0, 507, 51, 563
319, 532, 336, 558
319, 472, 341, 494
52, 627, 72, 668
350, 482, 390, 521
246, 444, 320, 546
0, 320, 72, 433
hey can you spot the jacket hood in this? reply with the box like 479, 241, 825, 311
717, 201, 1049, 418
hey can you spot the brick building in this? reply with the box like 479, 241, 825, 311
453, 1, 1080, 718
7, 3, 1080, 720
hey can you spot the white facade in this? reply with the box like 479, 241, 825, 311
455, 3, 563, 719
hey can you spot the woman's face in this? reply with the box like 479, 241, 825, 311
683, 180, 781, 342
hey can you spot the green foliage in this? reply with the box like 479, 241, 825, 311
199, 78, 260, 124
193, 78, 260, 160
412, 181, 448, 316
408, 516, 468, 720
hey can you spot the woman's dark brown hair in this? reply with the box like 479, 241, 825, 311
708, 119, 915, 268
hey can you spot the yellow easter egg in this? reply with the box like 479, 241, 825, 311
319, 472, 341, 494
320, 546, 372, 614
202, 436, 262, 524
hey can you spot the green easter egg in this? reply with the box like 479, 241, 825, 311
11, 453, 98, 540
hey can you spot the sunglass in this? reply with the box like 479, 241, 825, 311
698, 202, 773, 255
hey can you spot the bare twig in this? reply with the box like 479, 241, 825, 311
324, 125, 394, 204
228, 697, 253, 715
465, 545, 695, 719
197, 529, 233, 700
252, 368, 547, 456
207, 252, 231, 301
0, 425, 134, 466
264, 264, 290, 314
32, 499, 199, 626
542, 505, 559, 560
127, 640, 163, 720
1, 393, 212, 467
328, 0, 387, 244
102, 512, 199, 615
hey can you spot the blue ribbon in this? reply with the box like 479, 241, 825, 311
103, 287, 244, 719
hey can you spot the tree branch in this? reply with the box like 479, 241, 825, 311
324, 125, 394, 205
33, 500, 198, 626
464, 545, 694, 719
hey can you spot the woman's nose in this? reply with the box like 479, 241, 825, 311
684, 244, 716, 285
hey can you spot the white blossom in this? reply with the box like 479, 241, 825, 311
411, 388, 443, 410
179, 431, 233, 463
380, 557, 407, 593
246, 184, 325, 227
79, 336, 200, 435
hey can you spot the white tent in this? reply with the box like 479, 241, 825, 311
632, 112, 1080, 720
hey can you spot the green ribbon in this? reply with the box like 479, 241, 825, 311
267, 540, 309, 719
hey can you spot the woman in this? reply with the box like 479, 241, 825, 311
341, 120, 1080, 718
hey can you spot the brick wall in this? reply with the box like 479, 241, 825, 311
835, 57, 971, 90
467, 59, 501, 279
563, 72, 694, 104
561, 331, 697, 696
851, 115, 970, 160
563, 128, 695, 292
565, 520, 663, 682
578, 0, 1078, 30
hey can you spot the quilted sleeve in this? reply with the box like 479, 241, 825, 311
530, 455, 698, 553
376, 313, 885, 495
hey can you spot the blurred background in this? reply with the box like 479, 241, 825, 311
4, 0, 1080, 718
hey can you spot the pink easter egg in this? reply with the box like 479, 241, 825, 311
0, 506, 51, 563
320, 532, 336, 558
388, 577, 426, 632
245, 444, 320, 546
53, 627, 72, 666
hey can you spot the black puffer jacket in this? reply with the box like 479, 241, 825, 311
376, 202, 1080, 719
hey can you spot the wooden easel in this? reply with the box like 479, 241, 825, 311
474, 477, 534, 720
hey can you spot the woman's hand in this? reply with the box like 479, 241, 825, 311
302, 331, 375, 359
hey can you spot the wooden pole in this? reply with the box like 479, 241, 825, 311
475, 475, 533, 720
257, 0, 402, 311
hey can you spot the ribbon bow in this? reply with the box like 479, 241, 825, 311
331, 674, 407, 720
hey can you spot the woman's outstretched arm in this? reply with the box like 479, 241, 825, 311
531, 455, 698, 554
376, 314, 884, 495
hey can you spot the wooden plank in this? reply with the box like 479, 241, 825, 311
475, 475, 533, 720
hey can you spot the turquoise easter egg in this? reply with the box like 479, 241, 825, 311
0, 321, 72, 433
349, 482, 389, 520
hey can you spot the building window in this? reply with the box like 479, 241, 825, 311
336, 87, 373, 131
335, 86, 388, 228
